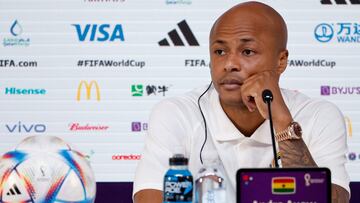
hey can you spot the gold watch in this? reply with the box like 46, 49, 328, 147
275, 121, 302, 142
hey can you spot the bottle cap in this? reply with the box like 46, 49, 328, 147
169, 154, 189, 166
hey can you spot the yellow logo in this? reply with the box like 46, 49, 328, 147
345, 116, 352, 137
76, 80, 101, 101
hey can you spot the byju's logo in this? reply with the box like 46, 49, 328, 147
5, 87, 46, 95
131, 122, 148, 132
158, 20, 199, 46
320, 86, 331, 95
77, 80, 101, 101
320, 85, 360, 95
5, 122, 46, 133
321, 0, 360, 4
3, 20, 30, 47
131, 84, 170, 96
72, 24, 124, 42
314, 22, 360, 43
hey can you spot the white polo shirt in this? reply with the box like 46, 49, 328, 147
133, 85, 350, 202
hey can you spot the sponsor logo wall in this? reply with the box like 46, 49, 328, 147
0, 0, 359, 188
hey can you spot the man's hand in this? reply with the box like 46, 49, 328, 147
134, 189, 162, 203
240, 70, 292, 132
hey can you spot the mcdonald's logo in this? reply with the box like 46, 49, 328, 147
344, 116, 352, 137
76, 80, 101, 101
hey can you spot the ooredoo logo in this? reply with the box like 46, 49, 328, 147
112, 154, 141, 160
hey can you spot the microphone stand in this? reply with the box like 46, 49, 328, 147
262, 89, 279, 168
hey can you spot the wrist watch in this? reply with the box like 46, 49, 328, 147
275, 121, 302, 142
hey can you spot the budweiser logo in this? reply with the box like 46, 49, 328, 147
69, 123, 109, 131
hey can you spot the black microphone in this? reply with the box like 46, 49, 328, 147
262, 89, 273, 103
262, 89, 279, 168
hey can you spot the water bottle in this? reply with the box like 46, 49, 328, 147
163, 153, 193, 203
195, 153, 226, 203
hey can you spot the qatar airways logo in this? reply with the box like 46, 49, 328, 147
320, 86, 360, 96
112, 154, 141, 160
69, 123, 109, 131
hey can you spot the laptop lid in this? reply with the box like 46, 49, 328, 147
236, 167, 331, 203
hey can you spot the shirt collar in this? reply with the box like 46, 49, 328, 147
206, 87, 272, 145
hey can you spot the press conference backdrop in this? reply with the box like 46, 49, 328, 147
0, 0, 359, 201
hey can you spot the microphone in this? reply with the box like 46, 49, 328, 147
262, 89, 273, 103
262, 89, 279, 168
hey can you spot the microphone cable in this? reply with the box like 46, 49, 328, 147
197, 82, 213, 165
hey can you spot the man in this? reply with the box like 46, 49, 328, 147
133, 1, 350, 202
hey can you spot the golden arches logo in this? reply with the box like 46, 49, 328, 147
76, 80, 100, 101
344, 116, 352, 137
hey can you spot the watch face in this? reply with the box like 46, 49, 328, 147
293, 122, 302, 137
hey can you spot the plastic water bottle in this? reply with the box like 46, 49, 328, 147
195, 153, 226, 203
163, 153, 193, 203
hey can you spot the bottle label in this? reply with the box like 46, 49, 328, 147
164, 175, 193, 202
202, 189, 226, 203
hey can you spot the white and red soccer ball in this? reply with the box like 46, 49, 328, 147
0, 136, 96, 203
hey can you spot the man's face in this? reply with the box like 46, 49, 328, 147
210, 10, 282, 107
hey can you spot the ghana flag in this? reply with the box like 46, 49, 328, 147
272, 177, 296, 194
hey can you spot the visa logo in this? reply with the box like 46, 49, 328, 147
5, 121, 46, 133
72, 24, 125, 42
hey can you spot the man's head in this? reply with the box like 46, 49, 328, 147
209, 1, 289, 107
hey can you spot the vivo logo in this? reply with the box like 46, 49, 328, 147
72, 24, 125, 42
5, 122, 46, 133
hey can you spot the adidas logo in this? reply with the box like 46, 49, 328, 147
6, 184, 22, 196
158, 20, 199, 46
321, 0, 360, 4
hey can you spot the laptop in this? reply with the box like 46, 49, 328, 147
236, 168, 331, 203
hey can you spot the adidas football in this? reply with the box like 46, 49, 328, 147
0, 136, 96, 203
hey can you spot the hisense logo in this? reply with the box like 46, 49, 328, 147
5, 87, 46, 95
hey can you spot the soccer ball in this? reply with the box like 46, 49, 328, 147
0, 136, 96, 203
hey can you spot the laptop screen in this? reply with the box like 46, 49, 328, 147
236, 168, 331, 203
